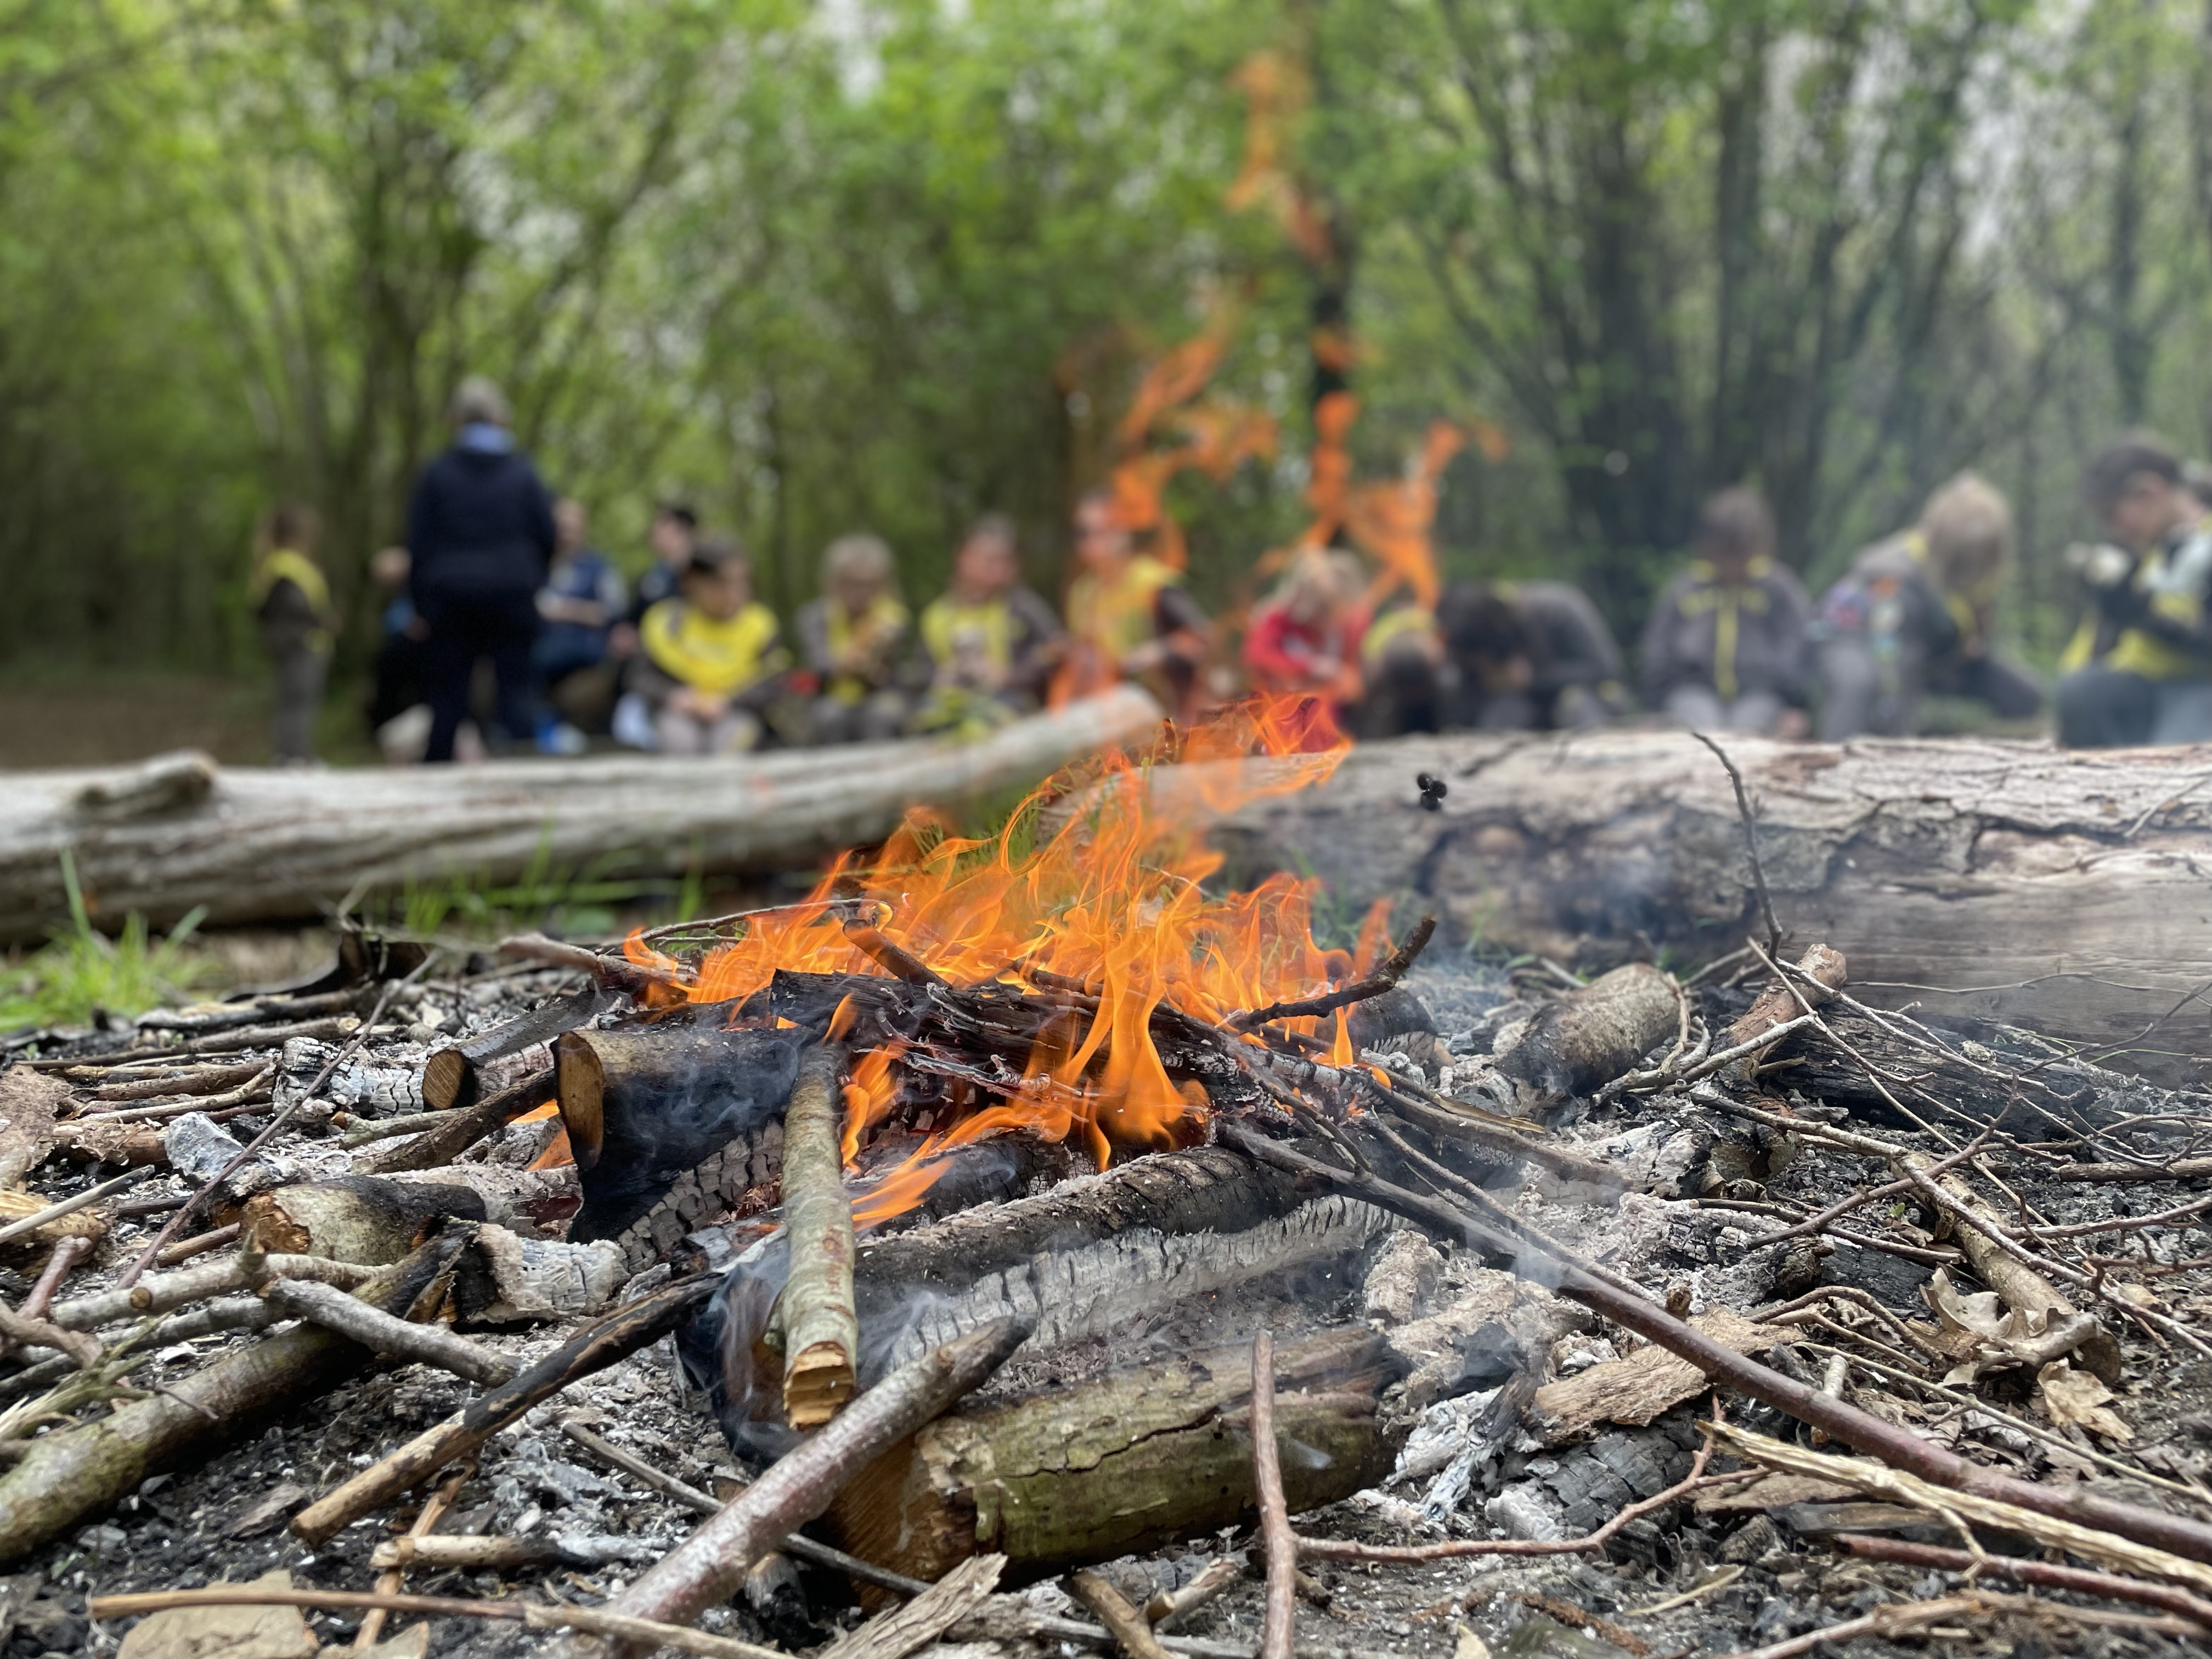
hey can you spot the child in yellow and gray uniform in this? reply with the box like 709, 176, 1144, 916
629, 537, 789, 754
793, 533, 924, 743
251, 502, 332, 766
1814, 472, 2041, 738
1641, 487, 1810, 736
913, 514, 1065, 736
2057, 433, 2212, 748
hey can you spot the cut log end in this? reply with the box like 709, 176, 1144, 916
554, 1032, 608, 1172
421, 1048, 473, 1113
785, 1342, 857, 1431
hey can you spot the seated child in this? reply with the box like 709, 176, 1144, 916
913, 513, 1065, 734
794, 533, 921, 743
533, 497, 627, 752
629, 537, 789, 755
1242, 550, 1367, 719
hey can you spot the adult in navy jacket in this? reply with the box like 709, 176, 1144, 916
408, 377, 558, 762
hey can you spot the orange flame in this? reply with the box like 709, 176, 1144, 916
623, 693, 1365, 1226
1104, 329, 1277, 573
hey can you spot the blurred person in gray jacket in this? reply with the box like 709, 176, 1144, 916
1641, 487, 1811, 736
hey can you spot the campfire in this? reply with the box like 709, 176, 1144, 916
9, 707, 2212, 1658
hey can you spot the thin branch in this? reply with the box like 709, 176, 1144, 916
1690, 732, 1781, 956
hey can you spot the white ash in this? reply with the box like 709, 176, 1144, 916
161, 1114, 291, 1199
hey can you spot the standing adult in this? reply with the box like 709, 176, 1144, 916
405, 377, 557, 763
2057, 433, 2212, 747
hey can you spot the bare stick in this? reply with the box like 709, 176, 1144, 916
1217, 1122, 2212, 1567
1070, 1569, 1176, 1659
260, 1278, 517, 1387
1711, 1596, 1985, 1659
1250, 1331, 1296, 1659
50, 1254, 376, 1332
1690, 731, 1781, 956
778, 1042, 857, 1429
581, 1315, 1031, 1655
498, 932, 689, 992
1836, 1536, 2212, 1627
0, 1166, 155, 1249
19, 1235, 93, 1321
291, 1271, 716, 1545
556, 1418, 930, 1599
0, 1296, 97, 1368
357, 1464, 470, 1650
87, 1586, 788, 1659
1231, 916, 1437, 1030
1143, 1558, 1242, 1632
154, 1223, 241, 1268
120, 953, 434, 1285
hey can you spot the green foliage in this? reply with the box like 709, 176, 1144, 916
4, 0, 2212, 687
0, 854, 217, 1029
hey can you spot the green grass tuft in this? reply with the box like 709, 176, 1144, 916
0, 851, 220, 1030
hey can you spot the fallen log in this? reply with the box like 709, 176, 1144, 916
826, 1326, 1397, 1583
1182, 731, 2212, 1068
0, 687, 1162, 942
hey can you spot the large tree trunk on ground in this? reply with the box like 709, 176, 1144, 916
0, 689, 1161, 942
1178, 732, 2212, 1068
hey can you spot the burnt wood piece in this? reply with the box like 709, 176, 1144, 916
1185, 731, 2212, 1073
291, 1271, 720, 1546
221, 926, 431, 1001
689, 1147, 1393, 1452
354, 1065, 558, 1176
0, 689, 1163, 943
242, 1176, 490, 1264
0, 1241, 456, 1565
828, 1327, 1400, 1583
423, 986, 612, 1111
138, 986, 369, 1036
557, 1020, 804, 1250
1492, 963, 1679, 1103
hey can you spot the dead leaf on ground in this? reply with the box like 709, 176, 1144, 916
114, 1570, 314, 1659
2037, 1360, 2132, 1443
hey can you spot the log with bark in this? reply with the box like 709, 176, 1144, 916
773, 1043, 857, 1430
1174, 731, 2212, 1066
826, 1325, 1399, 1584
0, 687, 1161, 942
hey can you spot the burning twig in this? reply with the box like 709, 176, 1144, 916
1229, 915, 1436, 1030
1689, 731, 1782, 957
120, 955, 435, 1285
573, 1314, 1031, 1656
1835, 1535, 2212, 1628
1069, 1569, 1176, 1659
498, 932, 690, 993
777, 1042, 859, 1429
1249, 1330, 1297, 1659
841, 915, 949, 989
290, 1271, 719, 1545
358, 1064, 557, 1175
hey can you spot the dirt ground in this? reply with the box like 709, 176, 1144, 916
0, 674, 380, 770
